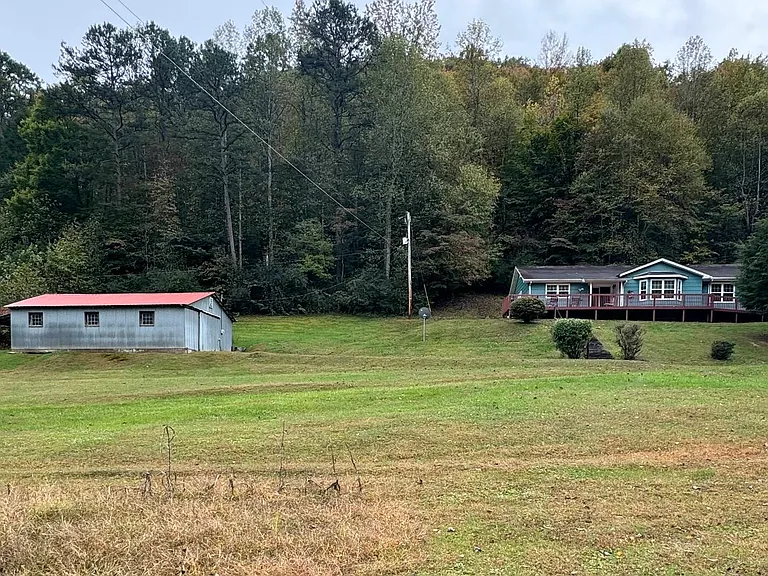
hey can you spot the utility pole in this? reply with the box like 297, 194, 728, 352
404, 211, 413, 317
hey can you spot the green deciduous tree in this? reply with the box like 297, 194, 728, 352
0, 52, 39, 181
554, 95, 711, 263
738, 218, 768, 312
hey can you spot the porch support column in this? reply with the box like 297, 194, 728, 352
682, 309, 686, 323
594, 309, 598, 321
625, 309, 629, 321
710, 309, 714, 323
565, 309, 569, 318
653, 308, 656, 322
735, 313, 739, 324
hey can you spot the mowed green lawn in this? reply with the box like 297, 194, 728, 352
2, 316, 768, 575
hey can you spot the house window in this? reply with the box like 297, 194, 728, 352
28, 312, 44, 327
711, 283, 735, 302
639, 279, 678, 300
84, 311, 100, 327
139, 311, 155, 327
545, 284, 570, 296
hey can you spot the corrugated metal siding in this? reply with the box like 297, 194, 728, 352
199, 313, 219, 351
10, 307, 187, 351
189, 296, 234, 351
184, 308, 199, 351
221, 312, 233, 351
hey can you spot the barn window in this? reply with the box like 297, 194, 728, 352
28, 312, 43, 327
139, 311, 155, 327
84, 311, 100, 327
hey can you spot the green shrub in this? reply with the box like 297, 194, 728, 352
509, 297, 547, 323
552, 319, 593, 359
615, 322, 644, 360
711, 341, 735, 361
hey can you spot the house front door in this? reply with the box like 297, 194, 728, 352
592, 285, 616, 307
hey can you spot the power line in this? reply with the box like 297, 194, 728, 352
98, 0, 386, 242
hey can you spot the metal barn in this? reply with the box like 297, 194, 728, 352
6, 292, 234, 352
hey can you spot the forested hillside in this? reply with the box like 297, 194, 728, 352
2, 0, 767, 313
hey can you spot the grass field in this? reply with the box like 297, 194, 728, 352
2, 316, 768, 575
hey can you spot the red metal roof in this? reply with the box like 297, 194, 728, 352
6, 292, 216, 308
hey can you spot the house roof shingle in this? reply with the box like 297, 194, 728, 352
517, 265, 632, 281
517, 263, 739, 281
695, 264, 740, 279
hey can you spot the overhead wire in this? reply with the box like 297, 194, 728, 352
98, 0, 386, 242
95, 0, 411, 306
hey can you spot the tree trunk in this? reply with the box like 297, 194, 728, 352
238, 168, 243, 269
221, 127, 237, 267
332, 99, 345, 281
756, 132, 762, 233
113, 127, 122, 205
384, 184, 393, 279
267, 141, 275, 268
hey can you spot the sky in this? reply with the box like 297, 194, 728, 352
3, 0, 768, 83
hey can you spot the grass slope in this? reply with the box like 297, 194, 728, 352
1, 317, 768, 575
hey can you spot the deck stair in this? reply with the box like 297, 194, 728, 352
586, 337, 613, 360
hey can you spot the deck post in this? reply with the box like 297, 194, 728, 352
735, 313, 739, 324
625, 309, 629, 321
565, 309, 569, 318
710, 309, 714, 323
594, 309, 598, 321
682, 309, 686, 323
652, 308, 656, 322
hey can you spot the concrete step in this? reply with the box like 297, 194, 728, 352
587, 337, 614, 360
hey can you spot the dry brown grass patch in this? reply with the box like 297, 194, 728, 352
0, 475, 423, 576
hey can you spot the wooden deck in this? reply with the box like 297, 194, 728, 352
502, 294, 760, 322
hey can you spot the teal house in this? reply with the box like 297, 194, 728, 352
503, 258, 754, 322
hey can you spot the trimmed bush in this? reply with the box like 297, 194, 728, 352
615, 322, 644, 360
711, 340, 735, 361
510, 297, 547, 323
552, 319, 593, 359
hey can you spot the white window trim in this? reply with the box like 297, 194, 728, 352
139, 310, 156, 327
633, 273, 688, 281
545, 284, 570, 296
639, 278, 681, 301
619, 258, 707, 278
710, 282, 736, 301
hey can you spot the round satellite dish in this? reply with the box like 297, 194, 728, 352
419, 307, 431, 319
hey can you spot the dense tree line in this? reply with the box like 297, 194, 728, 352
2, 0, 768, 313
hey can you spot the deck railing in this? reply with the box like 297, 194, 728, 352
503, 293, 747, 315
